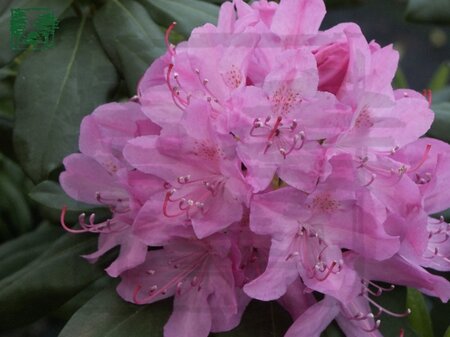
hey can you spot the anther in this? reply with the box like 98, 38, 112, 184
164, 22, 177, 56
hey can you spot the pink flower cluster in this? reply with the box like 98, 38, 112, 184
60, 0, 450, 336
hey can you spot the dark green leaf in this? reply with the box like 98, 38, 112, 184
59, 286, 172, 337
0, 233, 104, 331
94, 0, 165, 93
0, 223, 61, 278
56, 276, 113, 320
0, 171, 33, 235
429, 63, 450, 92
445, 326, 450, 337
30, 180, 100, 211
213, 301, 292, 337
406, 0, 450, 24
393, 68, 409, 89
430, 297, 450, 337
377, 286, 419, 337
322, 323, 345, 337
428, 102, 450, 143
0, 114, 14, 160
139, 0, 219, 36
432, 87, 450, 105
0, 217, 14, 242
0, 0, 73, 66
13, 17, 119, 183
407, 288, 434, 337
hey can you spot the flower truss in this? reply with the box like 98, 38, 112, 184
60, 0, 450, 336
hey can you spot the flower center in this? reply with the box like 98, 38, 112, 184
162, 174, 227, 219
250, 116, 305, 158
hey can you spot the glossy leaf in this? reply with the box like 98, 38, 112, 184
407, 288, 434, 337
0, 223, 61, 279
56, 276, 113, 321
393, 68, 409, 89
59, 286, 172, 337
0, 0, 73, 66
433, 87, 450, 105
0, 232, 104, 330
430, 297, 450, 337
406, 0, 450, 24
0, 171, 33, 235
445, 327, 450, 337
139, 0, 219, 36
30, 180, 100, 212
13, 17, 119, 183
428, 102, 450, 143
322, 323, 345, 337
429, 63, 450, 92
376, 287, 419, 337
93, 0, 165, 93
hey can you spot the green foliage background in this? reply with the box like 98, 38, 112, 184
0, 0, 449, 336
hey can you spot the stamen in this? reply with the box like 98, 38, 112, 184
165, 22, 177, 56
360, 319, 381, 333
60, 206, 125, 234
362, 174, 376, 187
229, 131, 240, 141
60, 206, 89, 234
165, 64, 188, 111
194, 68, 219, 103
266, 116, 283, 143
133, 252, 208, 304
285, 251, 299, 261
163, 191, 188, 218
313, 261, 339, 281
365, 296, 411, 318
408, 144, 432, 172
423, 89, 432, 107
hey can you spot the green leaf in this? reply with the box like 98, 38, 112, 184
94, 0, 165, 93
377, 286, 419, 337
0, 113, 14, 160
406, 0, 450, 24
13, 17, 119, 183
407, 288, 434, 337
213, 301, 292, 337
428, 102, 450, 143
0, 171, 33, 235
322, 323, 345, 337
445, 327, 450, 337
0, 0, 73, 66
430, 297, 450, 337
0, 233, 105, 330
432, 87, 450, 105
30, 180, 100, 211
56, 276, 113, 320
0, 223, 61, 278
29, 180, 111, 226
139, 0, 219, 36
393, 68, 409, 89
429, 63, 450, 92
59, 286, 172, 337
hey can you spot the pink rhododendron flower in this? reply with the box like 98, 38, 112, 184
59, 0, 450, 336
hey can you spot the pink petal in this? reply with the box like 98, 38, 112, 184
285, 296, 339, 337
